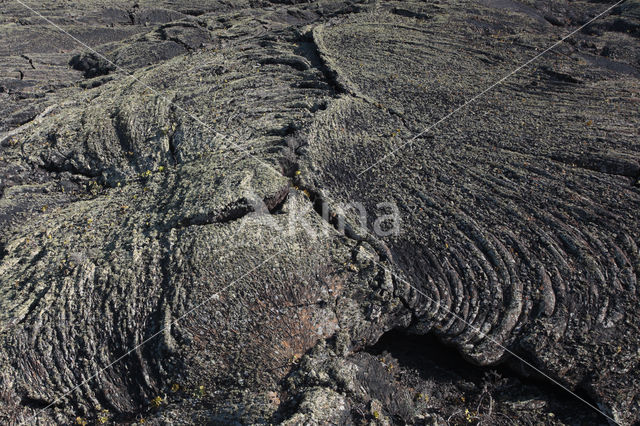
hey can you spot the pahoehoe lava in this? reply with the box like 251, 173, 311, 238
0, 0, 639, 424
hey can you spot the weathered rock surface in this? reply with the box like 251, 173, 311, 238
0, 0, 639, 424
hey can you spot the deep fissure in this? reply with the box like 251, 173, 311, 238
366, 330, 609, 424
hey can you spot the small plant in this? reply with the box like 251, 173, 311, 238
464, 408, 478, 423
151, 395, 164, 408
87, 180, 102, 196
96, 408, 110, 424
193, 385, 205, 398
416, 392, 429, 403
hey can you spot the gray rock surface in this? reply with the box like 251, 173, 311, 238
0, 0, 639, 424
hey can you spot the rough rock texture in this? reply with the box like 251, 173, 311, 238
0, 0, 639, 425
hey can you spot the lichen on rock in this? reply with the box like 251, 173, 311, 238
1, 0, 639, 424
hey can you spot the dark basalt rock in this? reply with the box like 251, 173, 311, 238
0, 0, 638, 425
69, 53, 117, 79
